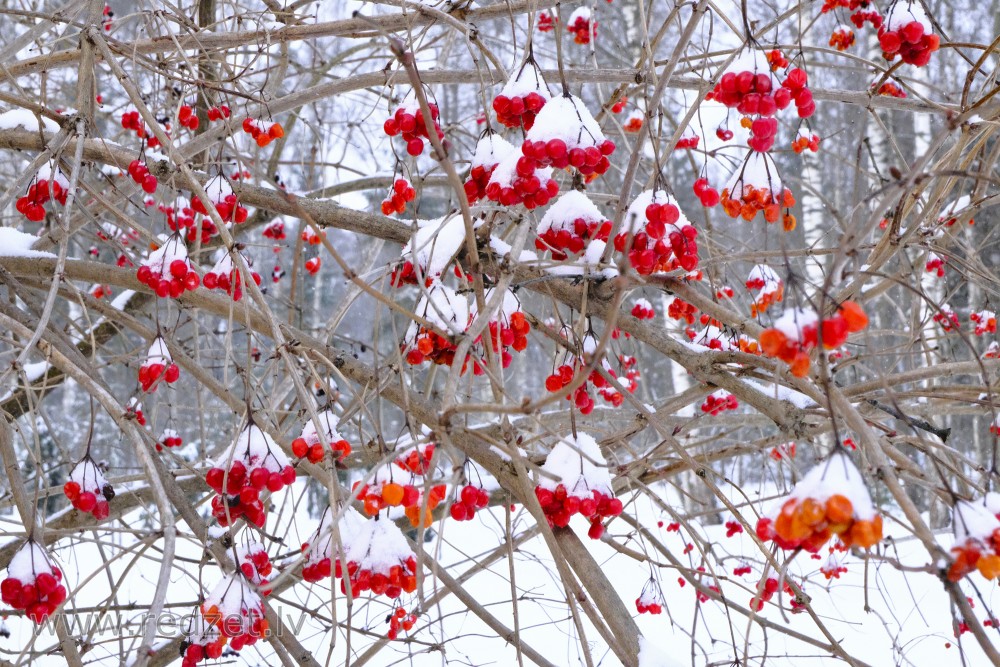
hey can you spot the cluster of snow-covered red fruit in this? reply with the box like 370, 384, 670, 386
1, 541, 67, 624
63, 455, 115, 520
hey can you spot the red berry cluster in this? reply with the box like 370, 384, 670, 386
121, 109, 160, 147
947, 501, 1000, 582
241, 118, 284, 147
396, 443, 436, 476
716, 126, 734, 141
301, 226, 324, 246
1, 541, 67, 624
614, 194, 699, 275
749, 576, 792, 611
493, 91, 547, 131
449, 484, 490, 521
675, 133, 700, 150
191, 187, 248, 224
137, 236, 200, 298
383, 102, 443, 157
720, 154, 797, 228
177, 105, 199, 131
701, 390, 738, 415
206, 105, 231, 121
873, 80, 907, 98
262, 219, 285, 241
474, 310, 530, 375
635, 580, 664, 614
162, 200, 216, 244
404, 325, 460, 366
933, 305, 960, 332
484, 157, 559, 209
237, 543, 273, 595
829, 26, 856, 51
544, 363, 597, 413
708, 69, 786, 117
179, 610, 225, 667
567, 9, 595, 44
202, 575, 268, 651
925, 253, 945, 277
157, 428, 183, 451
386, 607, 418, 640
759, 302, 868, 377
521, 136, 615, 177
879, 5, 939, 67
631, 299, 655, 320
304, 257, 321, 275
623, 110, 643, 133
102, 3, 113, 30
205, 422, 296, 527
535, 191, 613, 259
291, 411, 352, 464
203, 251, 261, 302
971, 310, 997, 336
537, 11, 556, 32
667, 297, 697, 324
342, 556, 418, 599
725, 520, 744, 537
381, 178, 416, 215
139, 336, 179, 392
535, 486, 623, 539
692, 177, 720, 207
747, 117, 778, 152
611, 95, 628, 113
16, 173, 68, 222
127, 159, 158, 194
63, 456, 114, 520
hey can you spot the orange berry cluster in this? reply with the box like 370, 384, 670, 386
791, 132, 821, 153
473, 311, 530, 375
352, 479, 447, 528
947, 501, 1000, 582
759, 301, 868, 377
971, 310, 996, 336
757, 493, 883, 552
829, 26, 856, 51
404, 326, 458, 367
242, 118, 284, 147
567, 10, 595, 44
720, 184, 796, 227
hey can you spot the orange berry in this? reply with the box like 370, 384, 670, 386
789, 351, 811, 377
782, 213, 797, 231
759, 329, 787, 356
363, 498, 381, 515
269, 123, 284, 139
976, 554, 1000, 579
740, 117, 752, 129
825, 494, 853, 524
839, 301, 868, 332
256, 135, 270, 147
849, 520, 878, 548
382, 482, 405, 506
799, 497, 825, 526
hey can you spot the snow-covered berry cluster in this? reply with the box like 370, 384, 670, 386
383, 100, 443, 157
535, 191, 612, 260
236, 542, 273, 595
701, 389, 738, 415
614, 189, 698, 275
567, 8, 595, 44
464, 133, 516, 204
291, 409, 352, 464
623, 109, 643, 133
206, 105, 231, 122
16, 166, 69, 222
202, 574, 268, 651
63, 455, 114, 520
402, 282, 468, 367
879, 1, 939, 67
520, 94, 615, 179
157, 428, 183, 451
137, 235, 200, 298
755, 451, 883, 552
720, 152, 797, 229
262, 219, 286, 241
241, 118, 284, 147
352, 464, 446, 528
205, 421, 296, 527
946, 496, 1000, 582
534, 433, 623, 539
631, 298, 655, 320
470, 288, 531, 374
391, 215, 465, 287
746, 264, 784, 317
970, 310, 996, 336
179, 607, 225, 667
493, 62, 549, 130
203, 249, 261, 302
537, 11, 556, 32
635, 579, 664, 614
829, 25, 856, 51
791, 128, 821, 153
139, 336, 179, 392
191, 178, 248, 224
483, 151, 559, 209
925, 252, 945, 277
1, 541, 66, 624
759, 302, 868, 377
933, 303, 960, 332
337, 518, 419, 599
